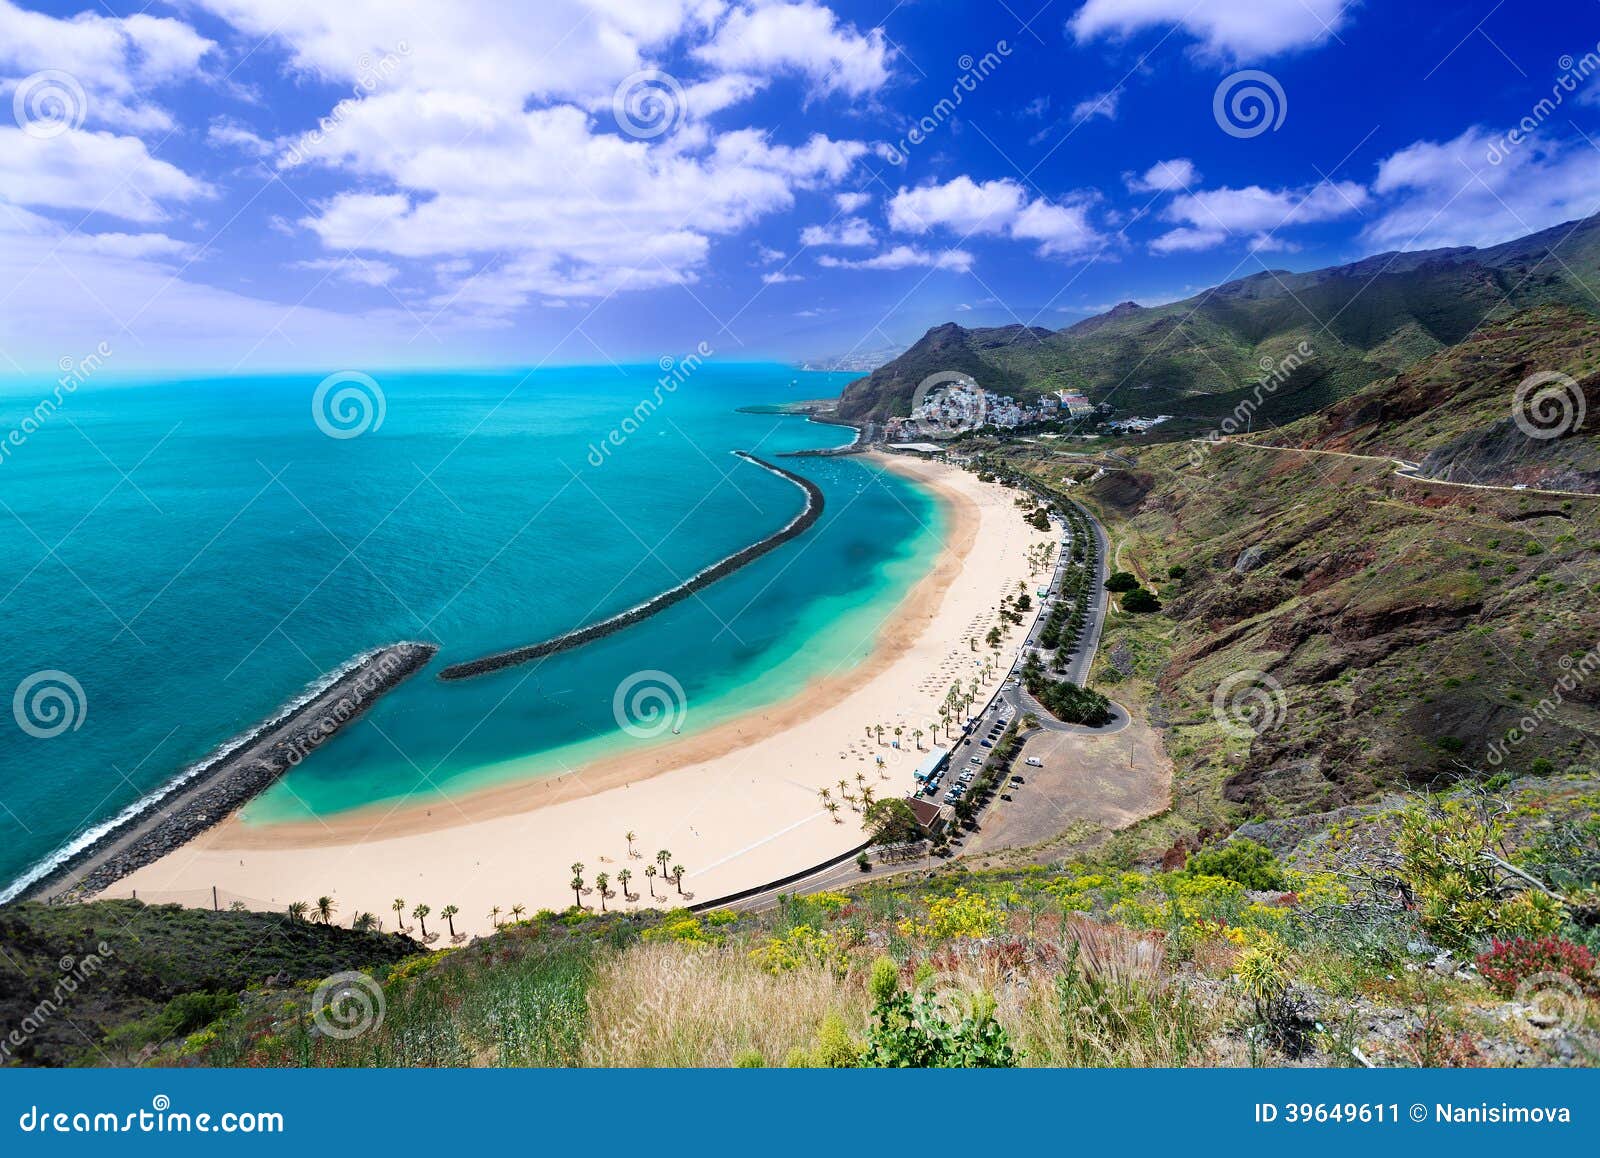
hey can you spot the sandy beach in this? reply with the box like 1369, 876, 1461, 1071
110, 454, 1057, 937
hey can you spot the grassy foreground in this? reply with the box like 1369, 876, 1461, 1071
9, 780, 1589, 1070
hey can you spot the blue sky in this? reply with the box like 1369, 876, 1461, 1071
2, 0, 1598, 373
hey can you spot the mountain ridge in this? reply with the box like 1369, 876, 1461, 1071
837, 213, 1600, 426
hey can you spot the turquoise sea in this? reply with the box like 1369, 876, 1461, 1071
0, 364, 942, 895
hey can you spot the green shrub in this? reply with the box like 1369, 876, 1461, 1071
1185, 839, 1285, 891
1105, 571, 1139, 592
1120, 588, 1161, 613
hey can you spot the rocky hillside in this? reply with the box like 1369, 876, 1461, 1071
1035, 435, 1600, 824
838, 213, 1600, 426
1267, 305, 1600, 492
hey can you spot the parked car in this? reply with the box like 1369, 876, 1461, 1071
1025, 757, 1043, 767
968, 755, 983, 765
980, 740, 992, 748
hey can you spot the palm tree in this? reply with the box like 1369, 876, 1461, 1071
825, 800, 841, 822
314, 895, 337, 925
489, 905, 503, 928
625, 830, 637, 858
618, 868, 632, 900
837, 778, 849, 794
287, 900, 309, 922
818, 787, 832, 803
571, 862, 585, 898
913, 728, 924, 750
595, 872, 610, 912
861, 786, 875, 808
874, 724, 885, 745
510, 903, 526, 923
412, 903, 431, 939
671, 865, 685, 895
855, 771, 867, 788
441, 904, 459, 939
864, 725, 872, 740
352, 911, 379, 932
655, 849, 671, 881
645, 865, 658, 898
392, 897, 406, 931
571, 872, 585, 909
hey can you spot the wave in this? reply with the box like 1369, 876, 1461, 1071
0, 644, 431, 905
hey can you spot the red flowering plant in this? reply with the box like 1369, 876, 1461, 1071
1475, 935, 1598, 998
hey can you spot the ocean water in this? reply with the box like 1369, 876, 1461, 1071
0, 365, 942, 892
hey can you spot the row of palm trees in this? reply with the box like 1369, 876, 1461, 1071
283, 895, 462, 942
282, 832, 692, 942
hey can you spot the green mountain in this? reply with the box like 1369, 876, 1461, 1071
838, 213, 1600, 426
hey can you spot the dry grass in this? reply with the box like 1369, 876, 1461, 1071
580, 941, 865, 1066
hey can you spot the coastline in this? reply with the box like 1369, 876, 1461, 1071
7, 642, 437, 905
106, 454, 1057, 933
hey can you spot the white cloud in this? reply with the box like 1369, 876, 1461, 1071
1071, 88, 1120, 122
889, 176, 1027, 236
0, 0, 215, 132
834, 190, 870, 212
179, 4, 876, 317
1148, 226, 1226, 254
756, 244, 785, 263
800, 216, 874, 247
206, 116, 276, 157
293, 256, 400, 287
1150, 180, 1367, 252
1069, 0, 1352, 59
695, 1, 892, 97
0, 126, 212, 222
888, 175, 1104, 259
1125, 157, 1198, 194
761, 270, 802, 283
1365, 127, 1600, 251
818, 245, 973, 272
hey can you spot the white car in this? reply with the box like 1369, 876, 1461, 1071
1025, 756, 1043, 767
